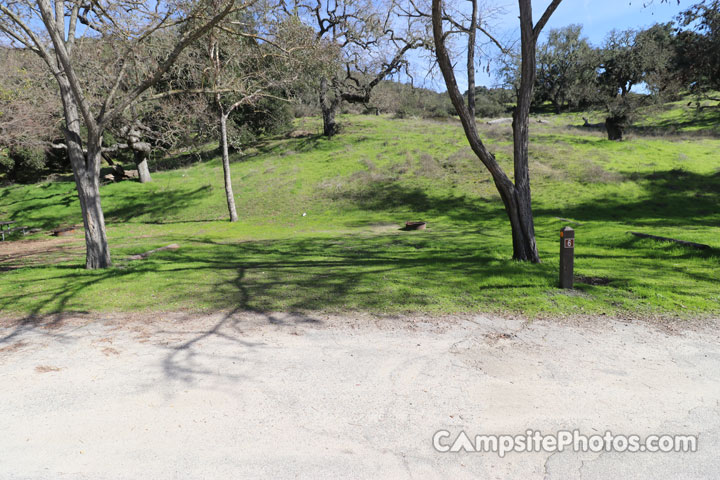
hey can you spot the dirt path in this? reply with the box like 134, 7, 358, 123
0, 312, 718, 479
0, 236, 81, 269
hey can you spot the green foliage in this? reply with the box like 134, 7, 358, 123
371, 81, 454, 119
535, 25, 597, 112
676, 0, 720, 97
229, 96, 294, 147
519, 22, 690, 129
468, 86, 514, 117
0, 147, 12, 181
0, 113, 718, 317
591, 25, 680, 133
0, 145, 48, 183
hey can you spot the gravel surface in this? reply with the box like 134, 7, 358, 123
0, 311, 718, 479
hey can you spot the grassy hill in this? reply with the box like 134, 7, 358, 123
0, 110, 718, 317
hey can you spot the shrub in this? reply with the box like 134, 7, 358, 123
0, 147, 13, 173
229, 96, 294, 147
474, 95, 508, 118
6, 145, 48, 183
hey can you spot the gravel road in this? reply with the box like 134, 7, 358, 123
0, 312, 718, 479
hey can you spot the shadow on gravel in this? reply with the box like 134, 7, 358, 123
158, 299, 323, 385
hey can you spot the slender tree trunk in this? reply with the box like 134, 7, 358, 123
509, 0, 541, 262
320, 77, 340, 137
209, 29, 237, 222
467, 0, 477, 118
59, 81, 112, 268
219, 112, 238, 222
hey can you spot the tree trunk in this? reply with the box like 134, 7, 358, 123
127, 128, 152, 183
605, 116, 624, 140
430, 0, 542, 263
322, 103, 339, 137
467, 0, 477, 118
495, 178, 540, 262
509, 0, 541, 263
135, 154, 152, 183
59, 81, 112, 269
74, 149, 112, 269
320, 78, 340, 137
219, 112, 238, 222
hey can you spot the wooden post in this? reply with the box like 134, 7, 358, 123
560, 226, 575, 289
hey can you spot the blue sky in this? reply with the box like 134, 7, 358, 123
534, 0, 681, 43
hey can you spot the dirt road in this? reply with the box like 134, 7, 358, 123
0, 312, 718, 479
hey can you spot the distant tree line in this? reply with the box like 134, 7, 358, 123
502, 1, 720, 139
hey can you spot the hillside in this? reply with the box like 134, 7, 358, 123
0, 111, 718, 317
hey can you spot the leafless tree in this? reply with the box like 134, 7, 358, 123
0, 0, 246, 268
159, 6, 319, 221
0, 47, 61, 154
430, 0, 562, 262
211, 11, 315, 221
290, 0, 425, 136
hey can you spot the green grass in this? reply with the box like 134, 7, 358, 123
0, 111, 718, 318
636, 98, 720, 134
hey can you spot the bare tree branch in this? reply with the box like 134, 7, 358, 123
533, 0, 562, 40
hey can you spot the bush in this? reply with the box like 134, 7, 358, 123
0, 147, 13, 173
227, 96, 294, 147
10, 145, 47, 183
0, 144, 49, 183
474, 95, 508, 117
370, 81, 455, 119
293, 101, 318, 118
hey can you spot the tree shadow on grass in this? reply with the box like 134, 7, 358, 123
0, 231, 520, 338
536, 169, 720, 228
145, 233, 555, 314
151, 147, 220, 171
239, 133, 335, 161
328, 182, 502, 226
627, 125, 720, 138
1, 184, 213, 231
632, 108, 720, 138
104, 185, 212, 223
0, 232, 490, 384
568, 123, 720, 140
0, 184, 76, 209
